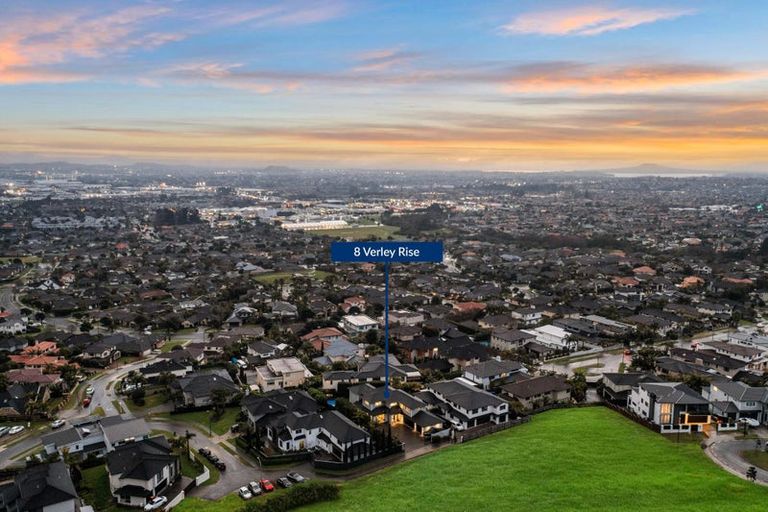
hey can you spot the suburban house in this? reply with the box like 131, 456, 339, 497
139, 359, 193, 381
523, 325, 577, 351
241, 389, 318, 431
242, 390, 371, 462
254, 357, 312, 392
500, 375, 570, 409
702, 379, 768, 424
490, 329, 536, 352
341, 314, 378, 335
628, 382, 711, 433
510, 307, 541, 327
388, 310, 424, 326
601, 373, 663, 406
312, 337, 360, 367
462, 359, 526, 390
80, 341, 120, 367
0, 461, 81, 512
0, 336, 28, 353
322, 356, 421, 391
421, 379, 509, 430
247, 340, 279, 359
106, 436, 179, 508
41, 415, 151, 459
355, 384, 444, 436
174, 369, 241, 408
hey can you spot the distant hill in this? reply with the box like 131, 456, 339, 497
576, 163, 724, 176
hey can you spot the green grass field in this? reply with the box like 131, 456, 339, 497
312, 225, 400, 240
299, 407, 767, 512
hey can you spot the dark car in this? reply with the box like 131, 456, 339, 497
215, 461, 226, 471
276, 477, 292, 488
198, 447, 210, 457
230, 423, 240, 433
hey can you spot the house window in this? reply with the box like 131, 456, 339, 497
746, 401, 756, 407
659, 403, 672, 424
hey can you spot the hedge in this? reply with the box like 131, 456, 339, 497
243, 481, 339, 512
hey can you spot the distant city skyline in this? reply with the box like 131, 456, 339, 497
1, 0, 767, 171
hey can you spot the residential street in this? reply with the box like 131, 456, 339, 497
707, 432, 768, 486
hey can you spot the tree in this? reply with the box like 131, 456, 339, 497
747, 466, 757, 482
568, 371, 588, 403
0, 373, 7, 392
211, 388, 231, 420
79, 321, 92, 333
630, 346, 665, 372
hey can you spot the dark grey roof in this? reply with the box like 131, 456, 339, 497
427, 379, 506, 410
501, 375, 569, 400
602, 372, 663, 387
106, 436, 176, 482
177, 368, 239, 397
709, 379, 768, 402
640, 382, 708, 405
14, 462, 78, 511
463, 359, 523, 379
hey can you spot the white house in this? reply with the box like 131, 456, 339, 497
342, 314, 379, 335
106, 436, 179, 508
524, 325, 577, 350
628, 382, 710, 433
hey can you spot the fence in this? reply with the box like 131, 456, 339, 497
455, 416, 531, 444
313, 442, 404, 471
602, 401, 661, 433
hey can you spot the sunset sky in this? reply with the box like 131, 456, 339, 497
1, 0, 767, 170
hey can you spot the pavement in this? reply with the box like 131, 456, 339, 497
706, 431, 768, 485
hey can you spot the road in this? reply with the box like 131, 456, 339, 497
707, 432, 768, 485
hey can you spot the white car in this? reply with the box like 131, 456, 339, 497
51, 419, 65, 429
85, 386, 95, 396
739, 417, 761, 428
143, 496, 168, 511
8, 426, 25, 436
248, 481, 263, 495
238, 487, 253, 500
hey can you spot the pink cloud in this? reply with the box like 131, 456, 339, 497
0, 6, 181, 84
502, 5, 694, 36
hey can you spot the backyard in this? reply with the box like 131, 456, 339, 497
299, 407, 767, 512
171, 407, 768, 512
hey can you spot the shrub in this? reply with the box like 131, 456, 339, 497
244, 481, 339, 512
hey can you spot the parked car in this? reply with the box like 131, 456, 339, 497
143, 496, 168, 511
82, 397, 91, 407
276, 477, 292, 488
286, 472, 306, 483
260, 479, 274, 492
8, 426, 25, 436
238, 487, 253, 500
248, 481, 262, 495
0, 426, 10, 437
85, 386, 95, 396
197, 447, 210, 457
739, 417, 760, 428
51, 419, 65, 429
215, 461, 226, 471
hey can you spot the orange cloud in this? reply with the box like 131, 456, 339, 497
502, 5, 694, 36
502, 63, 765, 93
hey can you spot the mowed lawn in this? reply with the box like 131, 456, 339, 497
301, 408, 767, 512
